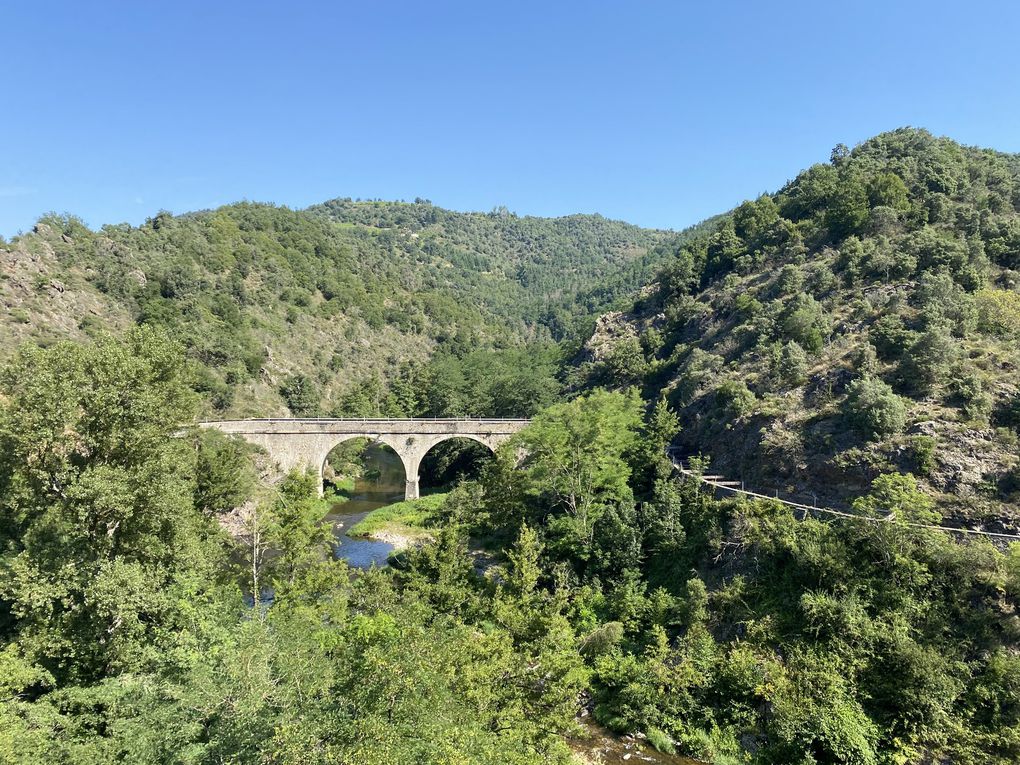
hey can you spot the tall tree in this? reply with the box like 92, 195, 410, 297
0, 329, 215, 682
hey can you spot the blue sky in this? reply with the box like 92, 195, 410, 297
2, 1, 1019, 237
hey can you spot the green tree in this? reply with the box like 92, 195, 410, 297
0, 329, 212, 683
868, 172, 911, 211
782, 294, 828, 353
192, 428, 257, 515
602, 336, 648, 387
826, 172, 870, 239
901, 325, 958, 395
510, 388, 644, 551
844, 375, 908, 439
715, 379, 756, 418
270, 469, 332, 586
778, 340, 809, 387
279, 373, 320, 416
852, 472, 938, 524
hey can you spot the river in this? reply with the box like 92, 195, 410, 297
319, 449, 701, 763
322, 444, 406, 568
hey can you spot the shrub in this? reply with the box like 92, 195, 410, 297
776, 264, 805, 295
778, 341, 809, 387
993, 392, 1020, 430
280, 373, 320, 416
782, 295, 828, 353
916, 271, 977, 336
716, 380, 756, 418
976, 288, 1020, 337
870, 313, 915, 360
900, 325, 958, 395
950, 369, 993, 421
602, 336, 648, 386
844, 376, 908, 439
910, 435, 937, 476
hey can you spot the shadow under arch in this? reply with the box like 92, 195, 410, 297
418, 435, 498, 496
316, 431, 510, 500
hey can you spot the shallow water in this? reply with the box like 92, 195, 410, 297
571, 719, 702, 764
321, 445, 406, 568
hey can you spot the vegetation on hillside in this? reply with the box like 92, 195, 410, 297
0, 200, 667, 419
4, 129, 1020, 765
575, 128, 1020, 528
2, 331, 1017, 764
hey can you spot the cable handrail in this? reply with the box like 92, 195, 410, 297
671, 457, 1020, 542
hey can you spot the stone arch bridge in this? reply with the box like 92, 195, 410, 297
200, 418, 530, 500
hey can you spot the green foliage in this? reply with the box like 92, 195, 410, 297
715, 379, 756, 418
868, 172, 911, 211
844, 376, 909, 439
910, 435, 937, 476
976, 288, 1020, 337
192, 428, 257, 515
827, 170, 870, 239
389, 345, 563, 418
782, 294, 828, 353
601, 336, 648, 387
900, 324, 958, 395
778, 340, 809, 387
507, 388, 644, 557
269, 470, 333, 584
851, 472, 939, 524
279, 373, 319, 416
0, 329, 209, 683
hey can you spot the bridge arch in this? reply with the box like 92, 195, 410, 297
199, 419, 528, 501
416, 435, 499, 496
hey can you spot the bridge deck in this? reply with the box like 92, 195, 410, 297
201, 418, 529, 434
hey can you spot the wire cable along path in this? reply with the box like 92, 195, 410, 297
670, 456, 1020, 542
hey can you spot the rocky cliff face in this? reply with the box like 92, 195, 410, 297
1, 232, 131, 350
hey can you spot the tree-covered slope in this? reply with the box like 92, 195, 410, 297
308, 198, 669, 334
0, 200, 668, 418
576, 128, 1020, 530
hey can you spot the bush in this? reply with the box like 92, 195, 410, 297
870, 313, 915, 360
777, 341, 809, 387
781, 295, 828, 353
950, 369, 993, 421
910, 435, 937, 476
775, 264, 805, 295
900, 325, 958, 395
844, 376, 908, 439
976, 288, 1020, 337
716, 380, 756, 418
280, 373, 320, 416
993, 392, 1020, 430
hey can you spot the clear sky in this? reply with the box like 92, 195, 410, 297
2, 1, 1019, 237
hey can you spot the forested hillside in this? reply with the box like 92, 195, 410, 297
4, 129, 1020, 765
0, 200, 667, 419
576, 128, 1020, 530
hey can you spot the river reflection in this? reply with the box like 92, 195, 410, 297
322, 444, 406, 568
